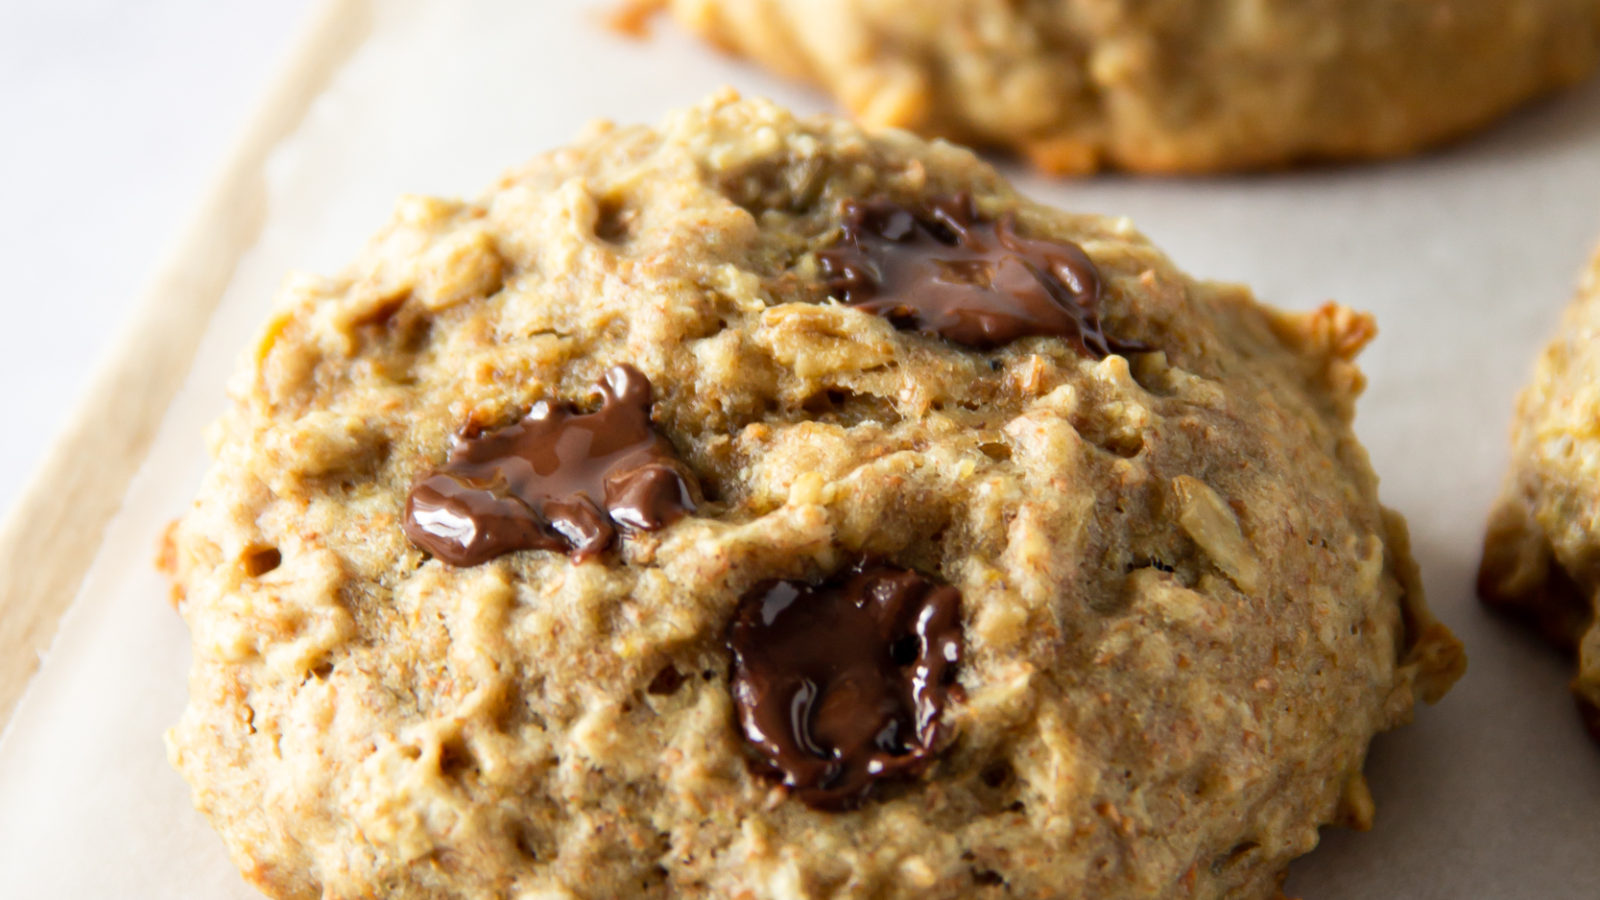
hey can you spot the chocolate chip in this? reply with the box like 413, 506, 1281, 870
727, 562, 963, 810
403, 365, 697, 566
817, 194, 1145, 355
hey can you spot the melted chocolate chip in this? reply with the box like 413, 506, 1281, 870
818, 193, 1144, 355
403, 365, 696, 566
727, 563, 963, 810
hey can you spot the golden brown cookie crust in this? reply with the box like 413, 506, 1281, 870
166, 92, 1461, 899
628, 0, 1600, 174
1479, 243, 1600, 742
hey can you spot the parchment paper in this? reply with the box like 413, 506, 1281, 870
2, 1, 1598, 896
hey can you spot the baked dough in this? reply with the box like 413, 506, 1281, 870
1480, 241, 1600, 743
629, 0, 1600, 173
164, 91, 1462, 899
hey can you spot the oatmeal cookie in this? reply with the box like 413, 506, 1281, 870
1479, 241, 1600, 743
626, 0, 1600, 173
164, 91, 1461, 900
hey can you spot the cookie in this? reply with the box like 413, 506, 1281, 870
1479, 242, 1600, 743
627, 0, 1600, 173
164, 91, 1462, 900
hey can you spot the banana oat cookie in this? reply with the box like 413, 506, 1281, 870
164, 91, 1462, 900
1479, 242, 1600, 743
626, 0, 1600, 173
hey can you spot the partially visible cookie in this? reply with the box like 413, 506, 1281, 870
165, 91, 1462, 900
1480, 242, 1600, 742
629, 0, 1600, 173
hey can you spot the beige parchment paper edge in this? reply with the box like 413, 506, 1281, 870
0, 0, 374, 731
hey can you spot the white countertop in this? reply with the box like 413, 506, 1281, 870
0, 0, 314, 517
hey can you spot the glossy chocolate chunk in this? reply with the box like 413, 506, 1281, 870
404, 365, 695, 566
818, 193, 1144, 355
727, 562, 963, 810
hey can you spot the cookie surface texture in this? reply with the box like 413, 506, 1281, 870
1480, 243, 1600, 743
633, 0, 1600, 173
165, 92, 1462, 900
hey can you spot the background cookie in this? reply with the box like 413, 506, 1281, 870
626, 0, 1600, 173
1480, 242, 1600, 742
165, 92, 1461, 899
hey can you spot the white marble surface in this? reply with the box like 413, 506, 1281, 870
0, 0, 314, 517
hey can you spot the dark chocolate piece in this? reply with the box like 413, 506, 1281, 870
818, 193, 1144, 355
727, 562, 963, 810
404, 365, 695, 566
